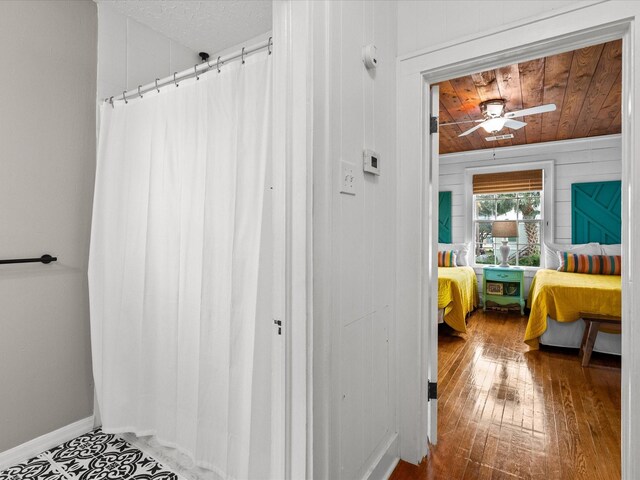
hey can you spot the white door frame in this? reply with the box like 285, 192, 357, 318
396, 3, 639, 477
273, 1, 313, 478
426, 85, 440, 444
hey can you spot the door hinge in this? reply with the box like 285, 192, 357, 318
273, 319, 282, 335
428, 381, 438, 401
430, 116, 438, 134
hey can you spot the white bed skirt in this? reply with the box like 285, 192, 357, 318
540, 316, 621, 355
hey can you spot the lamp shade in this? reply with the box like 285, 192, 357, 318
492, 220, 518, 238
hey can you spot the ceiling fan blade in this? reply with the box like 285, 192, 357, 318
504, 119, 527, 130
458, 122, 485, 137
505, 103, 556, 118
439, 119, 484, 127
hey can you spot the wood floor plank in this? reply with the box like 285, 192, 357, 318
390, 310, 621, 480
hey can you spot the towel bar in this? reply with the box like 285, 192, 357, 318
0, 254, 57, 265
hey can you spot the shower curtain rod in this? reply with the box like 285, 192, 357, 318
105, 37, 272, 105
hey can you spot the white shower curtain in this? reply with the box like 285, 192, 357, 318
89, 53, 273, 479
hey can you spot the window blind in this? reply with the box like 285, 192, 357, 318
473, 169, 543, 194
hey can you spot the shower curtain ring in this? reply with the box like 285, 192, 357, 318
109, 96, 114, 108
241, 47, 245, 64
122, 91, 128, 104
138, 85, 143, 98
217, 56, 221, 73
174, 72, 179, 87
194, 65, 199, 80
268, 37, 272, 55
155, 78, 160, 93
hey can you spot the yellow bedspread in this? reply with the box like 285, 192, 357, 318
525, 269, 621, 349
438, 266, 479, 333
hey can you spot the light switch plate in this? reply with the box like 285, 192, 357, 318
363, 149, 380, 175
340, 161, 356, 195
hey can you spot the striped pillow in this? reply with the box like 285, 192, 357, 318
557, 252, 621, 275
438, 250, 457, 267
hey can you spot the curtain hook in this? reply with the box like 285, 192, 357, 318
122, 91, 128, 104
174, 72, 179, 87
138, 85, 143, 98
109, 96, 114, 108
194, 65, 199, 80
268, 37, 272, 55
241, 47, 245, 65
217, 56, 221, 73
155, 78, 160, 93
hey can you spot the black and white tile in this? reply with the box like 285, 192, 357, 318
0, 429, 183, 480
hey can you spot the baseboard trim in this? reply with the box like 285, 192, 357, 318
364, 432, 400, 480
377, 456, 400, 480
0, 416, 94, 470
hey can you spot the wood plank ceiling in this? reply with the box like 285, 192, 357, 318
437, 40, 622, 155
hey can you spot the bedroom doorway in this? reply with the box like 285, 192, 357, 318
427, 43, 623, 478
394, 4, 637, 477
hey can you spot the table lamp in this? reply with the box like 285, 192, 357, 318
492, 220, 518, 267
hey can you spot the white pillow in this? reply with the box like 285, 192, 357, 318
544, 242, 601, 269
601, 244, 622, 256
438, 243, 470, 266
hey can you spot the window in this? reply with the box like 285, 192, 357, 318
472, 169, 543, 267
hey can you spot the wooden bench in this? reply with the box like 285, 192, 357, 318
579, 312, 622, 366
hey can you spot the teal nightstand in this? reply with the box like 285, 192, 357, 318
482, 266, 525, 315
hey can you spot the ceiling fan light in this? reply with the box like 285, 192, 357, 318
482, 117, 506, 133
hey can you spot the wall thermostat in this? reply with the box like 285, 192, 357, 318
362, 44, 377, 70
363, 149, 380, 175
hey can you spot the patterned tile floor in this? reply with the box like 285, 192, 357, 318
0, 429, 183, 480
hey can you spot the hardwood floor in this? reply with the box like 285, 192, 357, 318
390, 310, 621, 480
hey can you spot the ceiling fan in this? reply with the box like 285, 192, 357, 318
443, 99, 556, 139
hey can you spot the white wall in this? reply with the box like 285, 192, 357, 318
208, 32, 272, 59
440, 135, 622, 296
97, 3, 198, 101
312, 1, 398, 479
0, 0, 97, 452
397, 0, 590, 57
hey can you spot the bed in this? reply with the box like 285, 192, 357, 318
438, 266, 478, 333
525, 269, 621, 352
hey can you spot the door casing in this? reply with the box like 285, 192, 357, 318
396, 4, 638, 478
